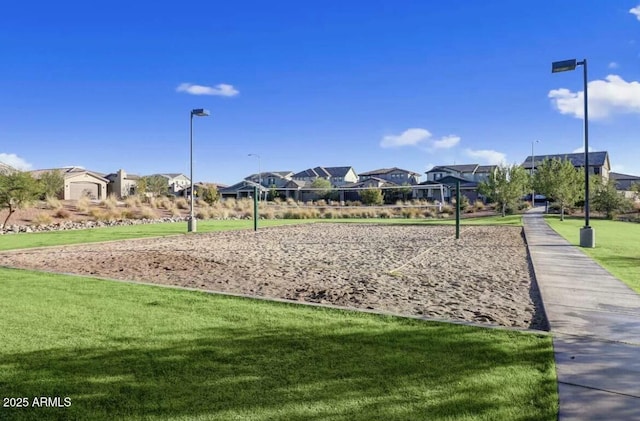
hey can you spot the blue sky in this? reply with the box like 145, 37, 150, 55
1, 1, 639, 185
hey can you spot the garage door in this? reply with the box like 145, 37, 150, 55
69, 182, 99, 200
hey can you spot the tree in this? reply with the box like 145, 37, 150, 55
385, 183, 413, 204
478, 164, 528, 217
360, 188, 384, 205
631, 182, 640, 202
38, 169, 64, 199
533, 158, 583, 221
0, 172, 41, 227
591, 177, 632, 220
141, 175, 168, 197
200, 184, 221, 205
311, 178, 332, 200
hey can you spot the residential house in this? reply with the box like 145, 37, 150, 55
609, 172, 640, 200
219, 180, 269, 199
521, 151, 611, 181
105, 169, 140, 198
220, 171, 293, 199
30, 167, 108, 200
423, 164, 497, 203
358, 167, 421, 185
292, 166, 358, 187
245, 171, 294, 189
425, 164, 496, 183
147, 173, 191, 195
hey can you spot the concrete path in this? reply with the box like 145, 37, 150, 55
523, 210, 640, 420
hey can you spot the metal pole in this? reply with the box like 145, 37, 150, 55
582, 59, 590, 228
455, 181, 460, 239
531, 141, 535, 206
253, 186, 258, 231
258, 156, 262, 202
188, 111, 196, 233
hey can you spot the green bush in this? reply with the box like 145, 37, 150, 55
360, 188, 384, 206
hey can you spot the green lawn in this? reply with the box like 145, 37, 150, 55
0, 219, 311, 251
545, 216, 640, 293
0, 268, 557, 421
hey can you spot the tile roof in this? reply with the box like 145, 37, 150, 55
359, 167, 421, 176
426, 164, 479, 174
292, 166, 353, 178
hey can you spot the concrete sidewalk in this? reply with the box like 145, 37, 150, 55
523, 210, 640, 420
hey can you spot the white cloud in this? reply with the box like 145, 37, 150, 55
608, 62, 619, 69
432, 135, 460, 149
380, 128, 431, 148
0, 153, 32, 171
548, 75, 640, 119
176, 83, 239, 97
463, 149, 506, 165
630, 5, 640, 21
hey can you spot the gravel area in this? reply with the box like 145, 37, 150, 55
0, 223, 547, 330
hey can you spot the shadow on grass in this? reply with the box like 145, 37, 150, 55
0, 323, 556, 421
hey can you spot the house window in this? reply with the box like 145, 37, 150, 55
594, 167, 600, 175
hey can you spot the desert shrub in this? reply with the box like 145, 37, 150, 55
54, 208, 71, 219
76, 196, 91, 213
221, 198, 235, 209
196, 209, 208, 220
345, 200, 362, 207
140, 207, 158, 220
33, 212, 53, 225
124, 196, 142, 208
473, 200, 485, 211
315, 199, 327, 206
175, 198, 189, 210
323, 210, 336, 219
378, 210, 391, 218
440, 205, 453, 214
101, 194, 119, 210
156, 197, 173, 210
121, 209, 136, 220
423, 209, 435, 218
45, 196, 63, 210
260, 209, 275, 220
148, 197, 158, 209
401, 208, 421, 219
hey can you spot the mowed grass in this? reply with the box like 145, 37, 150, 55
545, 216, 640, 293
0, 268, 557, 421
0, 219, 312, 251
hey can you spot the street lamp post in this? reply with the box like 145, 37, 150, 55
248, 153, 261, 201
552, 58, 594, 247
531, 140, 539, 206
188, 108, 210, 233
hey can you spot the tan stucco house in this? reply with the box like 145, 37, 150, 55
105, 169, 140, 198
31, 167, 108, 200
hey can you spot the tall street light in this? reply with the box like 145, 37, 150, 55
188, 108, 210, 233
552, 58, 594, 247
248, 153, 261, 201
531, 140, 539, 206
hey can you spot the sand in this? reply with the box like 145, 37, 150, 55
0, 223, 547, 330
